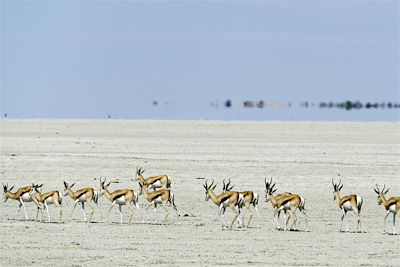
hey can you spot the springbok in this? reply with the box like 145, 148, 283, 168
63, 181, 100, 223
138, 180, 177, 223
265, 178, 308, 231
31, 186, 63, 223
374, 184, 400, 235
99, 178, 141, 224
134, 167, 171, 190
203, 179, 243, 230
3, 183, 43, 220
332, 178, 363, 233
222, 179, 259, 228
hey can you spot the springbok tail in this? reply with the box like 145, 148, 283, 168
356, 195, 363, 215
93, 190, 99, 207
169, 191, 177, 211
167, 176, 172, 189
299, 196, 308, 218
58, 191, 63, 205
252, 193, 259, 207
252, 192, 260, 216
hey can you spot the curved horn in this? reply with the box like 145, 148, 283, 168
374, 184, 380, 194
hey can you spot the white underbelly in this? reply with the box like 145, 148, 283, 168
78, 195, 87, 202
389, 204, 397, 213
282, 201, 292, 209
116, 196, 126, 205
221, 200, 230, 208
343, 201, 352, 211
153, 196, 162, 204
45, 197, 55, 205
149, 181, 162, 189
21, 193, 32, 202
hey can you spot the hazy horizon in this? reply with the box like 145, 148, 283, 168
1, 1, 399, 121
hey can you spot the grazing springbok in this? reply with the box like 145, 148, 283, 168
332, 178, 363, 233
203, 179, 243, 230
31, 186, 63, 223
265, 178, 308, 231
63, 181, 100, 223
3, 183, 43, 220
374, 184, 400, 235
134, 167, 171, 190
99, 178, 141, 224
222, 179, 259, 228
138, 180, 177, 223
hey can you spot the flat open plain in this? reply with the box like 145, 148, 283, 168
0, 119, 399, 266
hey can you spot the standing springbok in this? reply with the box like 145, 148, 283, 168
134, 167, 171, 190
31, 186, 63, 223
3, 183, 43, 220
138, 180, 177, 223
99, 178, 141, 224
332, 178, 363, 233
203, 179, 243, 230
374, 184, 400, 235
265, 178, 308, 231
63, 181, 100, 223
222, 179, 259, 228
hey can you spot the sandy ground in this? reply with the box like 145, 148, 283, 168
0, 119, 399, 266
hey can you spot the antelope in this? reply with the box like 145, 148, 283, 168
30, 186, 63, 223
332, 178, 363, 233
99, 177, 141, 224
138, 180, 177, 223
203, 179, 243, 230
222, 179, 259, 228
265, 178, 308, 231
63, 181, 100, 223
374, 184, 400, 235
3, 183, 43, 220
134, 167, 171, 191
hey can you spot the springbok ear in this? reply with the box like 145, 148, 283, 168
338, 185, 343, 191
212, 184, 217, 190
373, 188, 379, 194
71, 183, 76, 187
106, 182, 111, 187
10, 185, 15, 191
38, 184, 43, 188
272, 189, 277, 194
63, 181, 67, 188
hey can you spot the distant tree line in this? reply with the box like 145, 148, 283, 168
221, 100, 400, 110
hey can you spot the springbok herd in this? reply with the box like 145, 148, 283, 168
2, 167, 399, 235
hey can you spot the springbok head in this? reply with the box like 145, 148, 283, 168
374, 184, 390, 205
63, 181, 76, 196
332, 178, 343, 200
99, 177, 111, 196
203, 179, 217, 201
264, 178, 277, 202
2, 183, 15, 202
135, 166, 145, 181
222, 179, 234, 192
30, 183, 43, 196
32, 183, 43, 194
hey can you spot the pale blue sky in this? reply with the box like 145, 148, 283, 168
1, 1, 399, 120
